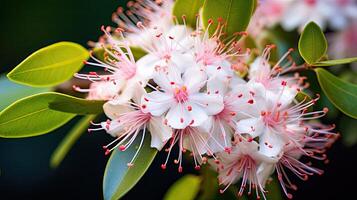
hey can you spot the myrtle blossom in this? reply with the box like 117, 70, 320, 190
75, 1, 339, 199
141, 67, 224, 129
281, 0, 357, 31
111, 0, 175, 47
329, 20, 357, 68
75, 26, 151, 104
90, 88, 172, 167
211, 136, 277, 199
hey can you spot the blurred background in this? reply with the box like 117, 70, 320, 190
1, 0, 357, 199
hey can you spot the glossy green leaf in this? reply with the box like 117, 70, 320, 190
172, 0, 204, 28
7, 42, 89, 87
0, 75, 51, 110
46, 93, 105, 115
298, 22, 327, 65
164, 175, 201, 200
315, 68, 357, 119
50, 115, 97, 168
202, 0, 255, 41
0, 93, 75, 138
314, 57, 357, 66
103, 135, 157, 200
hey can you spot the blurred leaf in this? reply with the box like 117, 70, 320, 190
173, 0, 204, 28
7, 42, 89, 87
198, 166, 241, 200
0, 93, 75, 138
92, 46, 146, 62
202, 0, 255, 41
265, 178, 283, 200
340, 115, 357, 147
315, 68, 357, 119
50, 115, 97, 168
164, 175, 202, 200
298, 22, 327, 65
0, 75, 51, 110
314, 57, 357, 67
103, 135, 157, 200
46, 93, 105, 115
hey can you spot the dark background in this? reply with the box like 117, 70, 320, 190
0, 0, 356, 199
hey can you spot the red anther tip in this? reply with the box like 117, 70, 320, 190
127, 163, 134, 168
83, 60, 88, 65
247, 99, 254, 104
102, 146, 107, 149
161, 164, 166, 170
219, 189, 224, 194
181, 15, 186, 19
119, 145, 126, 151
105, 149, 110, 156
178, 166, 183, 173
208, 18, 213, 24
247, 137, 253, 142
323, 107, 329, 113
214, 159, 220, 164
194, 166, 201, 170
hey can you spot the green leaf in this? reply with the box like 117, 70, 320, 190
202, 0, 255, 41
7, 42, 89, 87
0, 93, 75, 138
298, 22, 327, 65
50, 115, 97, 168
0, 75, 51, 110
315, 68, 357, 119
314, 57, 357, 66
164, 175, 202, 200
265, 178, 283, 200
172, 0, 204, 28
46, 93, 105, 115
340, 115, 357, 147
103, 135, 157, 200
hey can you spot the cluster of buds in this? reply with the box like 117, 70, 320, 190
75, 0, 338, 199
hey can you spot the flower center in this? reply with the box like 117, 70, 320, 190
174, 86, 189, 103
261, 111, 287, 127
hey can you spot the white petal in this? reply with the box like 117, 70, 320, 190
183, 128, 210, 156
259, 129, 286, 158
257, 163, 276, 187
236, 118, 265, 138
148, 116, 172, 150
103, 102, 132, 119
170, 52, 196, 73
136, 54, 160, 79
142, 91, 174, 116
190, 93, 224, 115
183, 67, 206, 94
166, 103, 190, 129
186, 102, 209, 127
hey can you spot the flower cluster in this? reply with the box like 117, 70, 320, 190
249, 0, 357, 34
75, 0, 338, 199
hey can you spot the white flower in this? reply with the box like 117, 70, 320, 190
75, 26, 152, 104
111, 0, 175, 47
141, 67, 224, 129
136, 25, 196, 77
210, 137, 277, 199
90, 88, 172, 167
85, 81, 120, 100
281, 0, 357, 31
